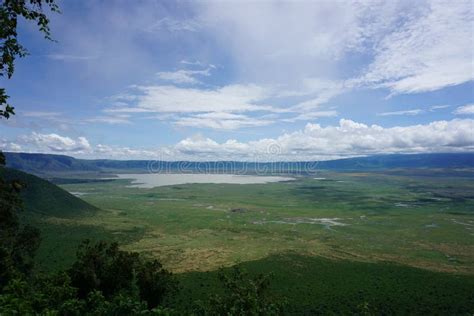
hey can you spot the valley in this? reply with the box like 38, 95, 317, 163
2, 1, 473, 313
33, 169, 474, 274
3, 156, 474, 313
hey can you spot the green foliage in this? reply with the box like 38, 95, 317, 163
0, 0, 59, 118
0, 168, 176, 315
0, 0, 60, 75
0, 88, 14, 119
178, 254, 474, 315
137, 258, 176, 309
0, 156, 41, 289
194, 267, 285, 316
69, 240, 139, 299
0, 232, 286, 315
69, 240, 177, 309
0, 241, 179, 315
0, 273, 77, 314
0, 273, 177, 315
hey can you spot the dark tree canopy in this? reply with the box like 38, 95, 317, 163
0, 0, 57, 293
68, 240, 176, 308
0, 0, 59, 118
0, 241, 178, 315
194, 267, 285, 315
0, 162, 41, 289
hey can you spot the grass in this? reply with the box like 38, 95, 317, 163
175, 253, 474, 315
38, 169, 474, 275
1, 167, 97, 217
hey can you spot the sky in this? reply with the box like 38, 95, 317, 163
0, 0, 473, 161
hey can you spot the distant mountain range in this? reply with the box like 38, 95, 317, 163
3, 152, 474, 176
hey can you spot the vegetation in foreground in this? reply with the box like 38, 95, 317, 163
177, 253, 474, 315
0, 241, 176, 315
0, 238, 283, 315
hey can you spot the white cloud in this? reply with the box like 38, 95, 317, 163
173, 135, 254, 159
197, 1, 372, 81
453, 104, 474, 115
377, 109, 423, 116
429, 105, 451, 111
93, 144, 158, 160
0, 138, 22, 152
180, 60, 204, 66
19, 132, 91, 153
375, 105, 453, 117
34, 0, 472, 123
104, 107, 154, 114
156, 68, 211, 85
85, 115, 131, 125
104, 78, 342, 129
180, 60, 216, 69
95, 0, 472, 131
47, 54, 98, 61
360, 0, 473, 94
128, 84, 274, 113
175, 112, 273, 130
1, 111, 79, 134
3, 119, 472, 160
171, 118, 474, 160
21, 111, 63, 118
283, 78, 348, 111
195, 1, 472, 97
282, 111, 338, 122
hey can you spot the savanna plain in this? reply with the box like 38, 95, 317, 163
27, 168, 474, 314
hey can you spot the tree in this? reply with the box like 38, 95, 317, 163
0, 165, 41, 289
0, 0, 59, 289
194, 266, 285, 315
0, 241, 178, 315
0, 0, 58, 292
68, 240, 177, 309
1, 0, 59, 118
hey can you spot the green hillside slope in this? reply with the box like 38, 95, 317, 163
0, 167, 109, 271
0, 167, 97, 217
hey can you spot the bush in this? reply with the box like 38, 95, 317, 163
69, 240, 177, 309
194, 266, 285, 315
0, 240, 178, 315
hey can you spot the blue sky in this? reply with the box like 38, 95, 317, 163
0, 0, 473, 161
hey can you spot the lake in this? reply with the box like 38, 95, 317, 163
115, 173, 295, 188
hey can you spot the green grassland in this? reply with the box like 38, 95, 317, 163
175, 254, 474, 314
16, 168, 474, 312
46, 169, 474, 274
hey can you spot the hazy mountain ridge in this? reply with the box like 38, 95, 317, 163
4, 152, 474, 176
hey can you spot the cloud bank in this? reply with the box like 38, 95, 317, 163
4, 119, 473, 161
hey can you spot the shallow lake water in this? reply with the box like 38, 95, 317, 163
115, 173, 295, 188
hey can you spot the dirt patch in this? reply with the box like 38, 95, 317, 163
253, 217, 349, 228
